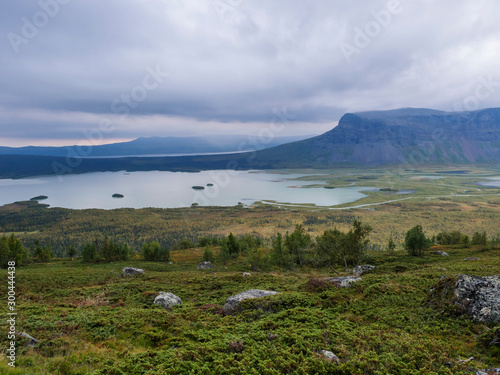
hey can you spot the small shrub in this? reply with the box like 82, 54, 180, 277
179, 238, 195, 249
304, 277, 329, 292
227, 340, 244, 353
405, 225, 431, 256
472, 231, 488, 246
197, 304, 224, 315
142, 241, 170, 261
202, 245, 214, 263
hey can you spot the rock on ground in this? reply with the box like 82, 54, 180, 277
455, 275, 500, 323
432, 251, 449, 256
223, 289, 278, 314
153, 292, 182, 309
17, 332, 38, 347
197, 261, 215, 269
122, 267, 144, 276
476, 369, 500, 375
320, 350, 339, 362
242, 272, 251, 277
324, 276, 362, 288
353, 264, 375, 276
428, 275, 500, 323
464, 257, 480, 261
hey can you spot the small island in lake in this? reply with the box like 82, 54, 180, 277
192, 186, 205, 190
30, 195, 48, 201
207, 183, 214, 186
112, 193, 124, 198
379, 187, 398, 192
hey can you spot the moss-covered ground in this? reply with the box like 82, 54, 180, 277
1, 245, 499, 374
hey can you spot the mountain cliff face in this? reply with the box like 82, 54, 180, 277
1, 108, 500, 179
255, 108, 500, 166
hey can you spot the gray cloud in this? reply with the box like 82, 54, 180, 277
1, 0, 500, 145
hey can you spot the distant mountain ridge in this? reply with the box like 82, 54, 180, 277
1, 107, 500, 179
0, 134, 313, 157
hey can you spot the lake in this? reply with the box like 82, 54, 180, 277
0, 170, 377, 209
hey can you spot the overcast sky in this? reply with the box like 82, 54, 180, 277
1, 0, 500, 146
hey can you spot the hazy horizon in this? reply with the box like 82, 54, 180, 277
2, 1, 500, 146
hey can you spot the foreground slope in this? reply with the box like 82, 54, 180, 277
0, 246, 499, 374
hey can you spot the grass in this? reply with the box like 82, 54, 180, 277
0, 166, 499, 373
0, 245, 499, 374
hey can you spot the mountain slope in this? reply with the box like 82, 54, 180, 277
2, 108, 500, 179
0, 135, 312, 157
253, 107, 500, 166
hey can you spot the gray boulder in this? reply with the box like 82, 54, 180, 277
320, 350, 339, 362
428, 275, 500, 323
197, 261, 215, 269
324, 276, 362, 288
353, 264, 375, 277
455, 275, 500, 323
464, 257, 480, 261
223, 289, 278, 314
153, 292, 182, 309
476, 370, 500, 375
432, 251, 449, 256
122, 267, 144, 276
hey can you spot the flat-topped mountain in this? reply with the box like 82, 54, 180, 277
254, 107, 500, 166
1, 108, 500, 179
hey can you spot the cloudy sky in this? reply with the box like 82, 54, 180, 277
1, 0, 500, 146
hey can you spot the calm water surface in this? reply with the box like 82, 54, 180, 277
0, 170, 377, 209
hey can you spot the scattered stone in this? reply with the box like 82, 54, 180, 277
353, 264, 375, 277
320, 350, 339, 362
223, 289, 278, 314
476, 369, 500, 375
432, 251, 449, 256
197, 261, 215, 269
324, 276, 362, 288
427, 275, 500, 323
17, 332, 38, 347
242, 272, 251, 277
456, 357, 474, 365
153, 292, 182, 309
122, 267, 144, 276
464, 257, 480, 261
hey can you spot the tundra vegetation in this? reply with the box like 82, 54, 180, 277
0, 167, 499, 374
0, 222, 499, 373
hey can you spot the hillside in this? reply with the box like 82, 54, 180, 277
2, 108, 500, 179
0, 243, 499, 374
254, 108, 500, 166
0, 135, 312, 157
